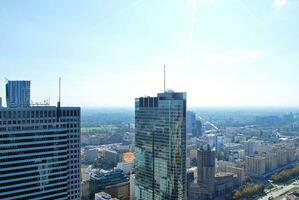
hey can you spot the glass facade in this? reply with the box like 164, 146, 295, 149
135, 92, 187, 200
6, 81, 31, 108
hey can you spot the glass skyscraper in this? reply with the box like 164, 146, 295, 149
186, 111, 196, 134
6, 80, 31, 108
134, 91, 187, 200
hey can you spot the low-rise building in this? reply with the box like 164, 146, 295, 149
95, 192, 119, 200
84, 147, 99, 163
116, 162, 134, 175
215, 173, 234, 199
89, 169, 130, 200
217, 161, 245, 187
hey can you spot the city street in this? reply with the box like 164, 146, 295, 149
258, 180, 299, 200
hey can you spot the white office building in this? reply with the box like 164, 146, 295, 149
0, 106, 81, 199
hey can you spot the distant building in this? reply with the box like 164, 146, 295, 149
89, 169, 130, 200
206, 133, 216, 148
245, 155, 266, 178
187, 168, 196, 199
84, 147, 99, 163
197, 145, 216, 200
243, 139, 261, 156
223, 143, 243, 161
6, 80, 30, 108
0, 97, 2, 107
216, 135, 224, 151
227, 149, 245, 163
193, 119, 202, 137
188, 148, 198, 167
187, 169, 195, 185
135, 92, 187, 200
116, 162, 134, 175
217, 161, 245, 187
283, 112, 294, 123
103, 149, 119, 165
187, 111, 196, 134
188, 148, 241, 200
255, 116, 281, 125
261, 145, 297, 172
95, 192, 119, 200
189, 146, 238, 200
226, 166, 245, 187
214, 173, 234, 199
263, 152, 278, 171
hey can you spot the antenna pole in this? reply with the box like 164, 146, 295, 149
164, 65, 166, 92
59, 77, 61, 104
57, 77, 61, 122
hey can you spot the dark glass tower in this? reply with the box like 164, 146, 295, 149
134, 91, 187, 200
197, 145, 215, 200
6, 80, 31, 108
186, 111, 196, 133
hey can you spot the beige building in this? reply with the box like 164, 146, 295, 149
226, 166, 245, 186
264, 152, 278, 171
245, 156, 266, 178
257, 144, 298, 176
217, 160, 245, 186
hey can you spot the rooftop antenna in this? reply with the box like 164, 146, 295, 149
164, 65, 166, 92
57, 77, 61, 122
59, 77, 61, 105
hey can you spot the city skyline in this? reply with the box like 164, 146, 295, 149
1, 0, 299, 107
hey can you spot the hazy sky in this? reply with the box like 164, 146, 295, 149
1, 0, 299, 107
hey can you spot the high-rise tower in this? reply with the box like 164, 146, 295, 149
6, 80, 31, 108
134, 91, 187, 200
186, 111, 196, 134
197, 145, 215, 200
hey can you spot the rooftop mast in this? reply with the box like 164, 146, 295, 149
57, 77, 61, 122
59, 77, 61, 105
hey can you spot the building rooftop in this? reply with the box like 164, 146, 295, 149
0, 106, 80, 110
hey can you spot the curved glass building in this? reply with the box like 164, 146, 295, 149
134, 92, 187, 200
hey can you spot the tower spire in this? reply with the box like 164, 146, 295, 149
57, 77, 62, 122
59, 77, 61, 104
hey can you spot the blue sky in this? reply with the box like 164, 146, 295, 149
0, 0, 298, 107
